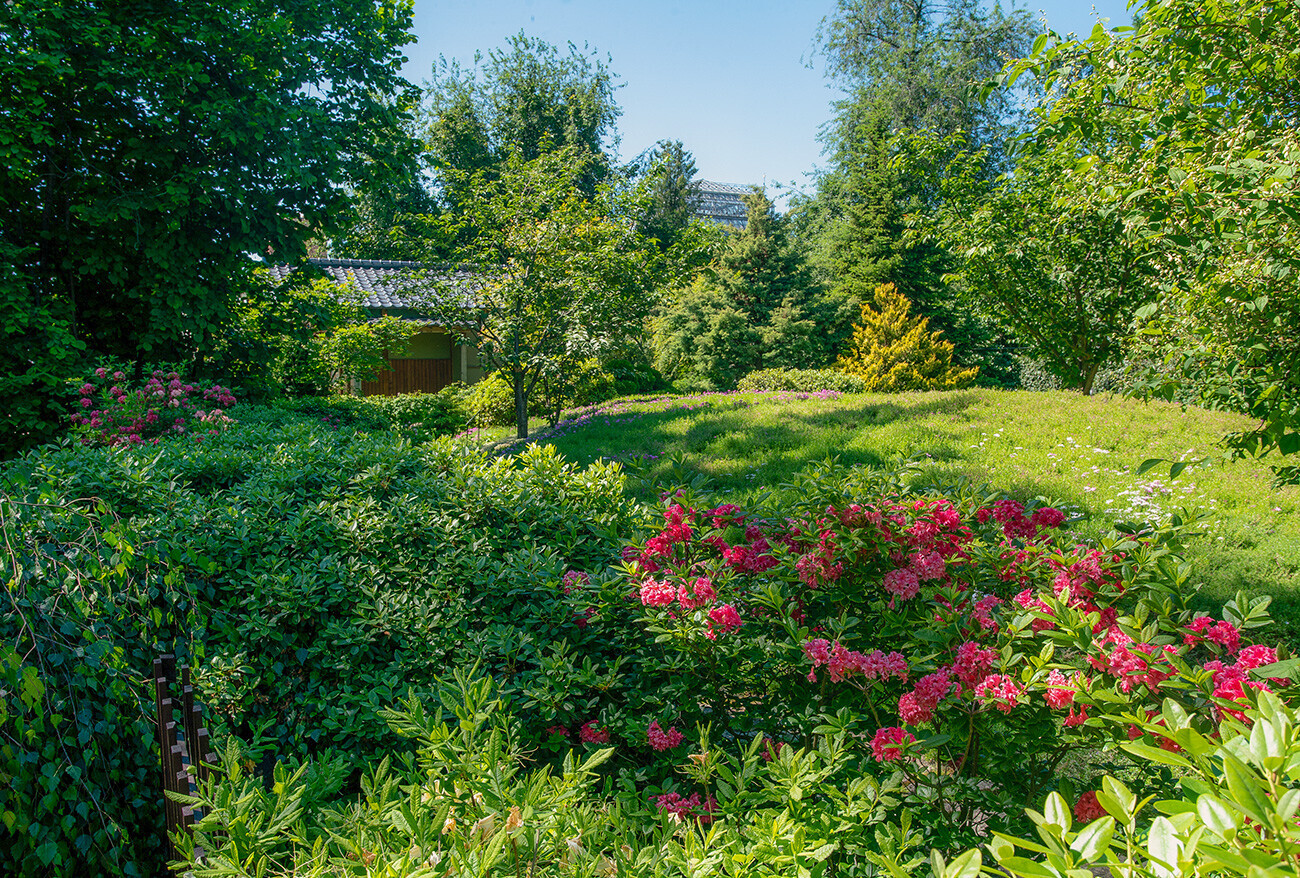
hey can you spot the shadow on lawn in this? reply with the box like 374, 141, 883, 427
536, 391, 984, 498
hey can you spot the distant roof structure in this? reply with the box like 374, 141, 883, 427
695, 181, 753, 229
265, 258, 479, 313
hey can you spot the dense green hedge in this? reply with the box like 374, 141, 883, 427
737, 367, 867, 393
272, 385, 470, 438
0, 410, 644, 876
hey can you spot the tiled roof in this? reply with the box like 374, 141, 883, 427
265, 258, 480, 312
696, 181, 752, 229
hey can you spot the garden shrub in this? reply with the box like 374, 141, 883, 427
837, 283, 979, 392
586, 461, 1294, 852
70, 366, 236, 446
466, 372, 517, 426
533, 358, 619, 426
737, 368, 867, 394
272, 385, 469, 440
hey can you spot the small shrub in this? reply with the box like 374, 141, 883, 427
738, 368, 867, 393
837, 283, 978, 392
69, 367, 236, 446
465, 372, 517, 427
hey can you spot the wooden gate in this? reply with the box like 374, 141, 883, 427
361, 357, 453, 396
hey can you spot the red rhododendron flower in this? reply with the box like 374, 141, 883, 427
871, 727, 915, 762
1074, 791, 1106, 822
579, 721, 610, 743
647, 720, 684, 751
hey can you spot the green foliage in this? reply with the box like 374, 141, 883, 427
176, 670, 903, 877
0, 414, 642, 872
793, 0, 1036, 386
533, 358, 618, 427
632, 139, 703, 253
423, 147, 657, 438
655, 190, 842, 389
910, 133, 1158, 396
837, 283, 978, 392
0, 489, 203, 878
465, 373, 519, 427
274, 387, 469, 441
210, 273, 424, 401
423, 32, 622, 209
0, 0, 417, 453
738, 368, 868, 394
1004, 0, 1300, 477
950, 689, 1300, 878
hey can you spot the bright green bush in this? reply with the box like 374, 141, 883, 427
175, 668, 904, 877
272, 385, 469, 439
465, 372, 517, 427
737, 368, 867, 393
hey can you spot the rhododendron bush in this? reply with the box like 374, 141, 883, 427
70, 366, 236, 446
587, 465, 1297, 849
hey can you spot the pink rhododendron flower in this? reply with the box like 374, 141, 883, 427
974, 674, 1023, 713
579, 721, 610, 743
910, 551, 946, 581
883, 568, 920, 600
870, 727, 915, 762
706, 603, 742, 639
1043, 669, 1077, 710
639, 578, 676, 607
647, 720, 684, 751
654, 792, 717, 822
953, 641, 998, 690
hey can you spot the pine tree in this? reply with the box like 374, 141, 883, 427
837, 283, 977, 391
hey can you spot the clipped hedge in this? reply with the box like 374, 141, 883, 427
737, 367, 867, 393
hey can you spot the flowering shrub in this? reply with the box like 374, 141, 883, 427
609, 464, 1296, 850
70, 367, 236, 446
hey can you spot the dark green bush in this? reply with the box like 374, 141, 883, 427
0, 416, 644, 876
737, 367, 867, 393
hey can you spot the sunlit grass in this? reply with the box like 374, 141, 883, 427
487, 388, 1300, 638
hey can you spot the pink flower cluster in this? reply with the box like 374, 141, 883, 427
1185, 615, 1242, 654
71, 369, 236, 446
1206, 644, 1283, 720
977, 500, 1064, 541
647, 720, 684, 750
1074, 790, 1106, 822
974, 674, 1024, 713
653, 791, 717, 822
804, 639, 908, 684
579, 721, 610, 744
870, 727, 915, 762
706, 603, 742, 639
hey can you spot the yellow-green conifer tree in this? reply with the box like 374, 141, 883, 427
836, 283, 978, 392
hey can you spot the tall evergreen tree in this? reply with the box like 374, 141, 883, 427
635, 140, 702, 252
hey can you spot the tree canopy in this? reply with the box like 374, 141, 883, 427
420, 149, 655, 439
1005, 0, 1300, 477
0, 0, 417, 452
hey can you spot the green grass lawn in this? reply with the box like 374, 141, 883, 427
488, 388, 1300, 640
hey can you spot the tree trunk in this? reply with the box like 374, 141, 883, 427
514, 372, 529, 439
1081, 362, 1098, 396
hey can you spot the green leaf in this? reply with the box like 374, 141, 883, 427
1121, 741, 1193, 770
1221, 753, 1270, 825
1196, 794, 1238, 838
1137, 458, 1165, 475
1069, 816, 1114, 860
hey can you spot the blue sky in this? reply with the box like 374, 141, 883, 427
402, 1, 1134, 196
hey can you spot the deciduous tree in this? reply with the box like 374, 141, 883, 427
0, 0, 417, 453
420, 149, 654, 439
